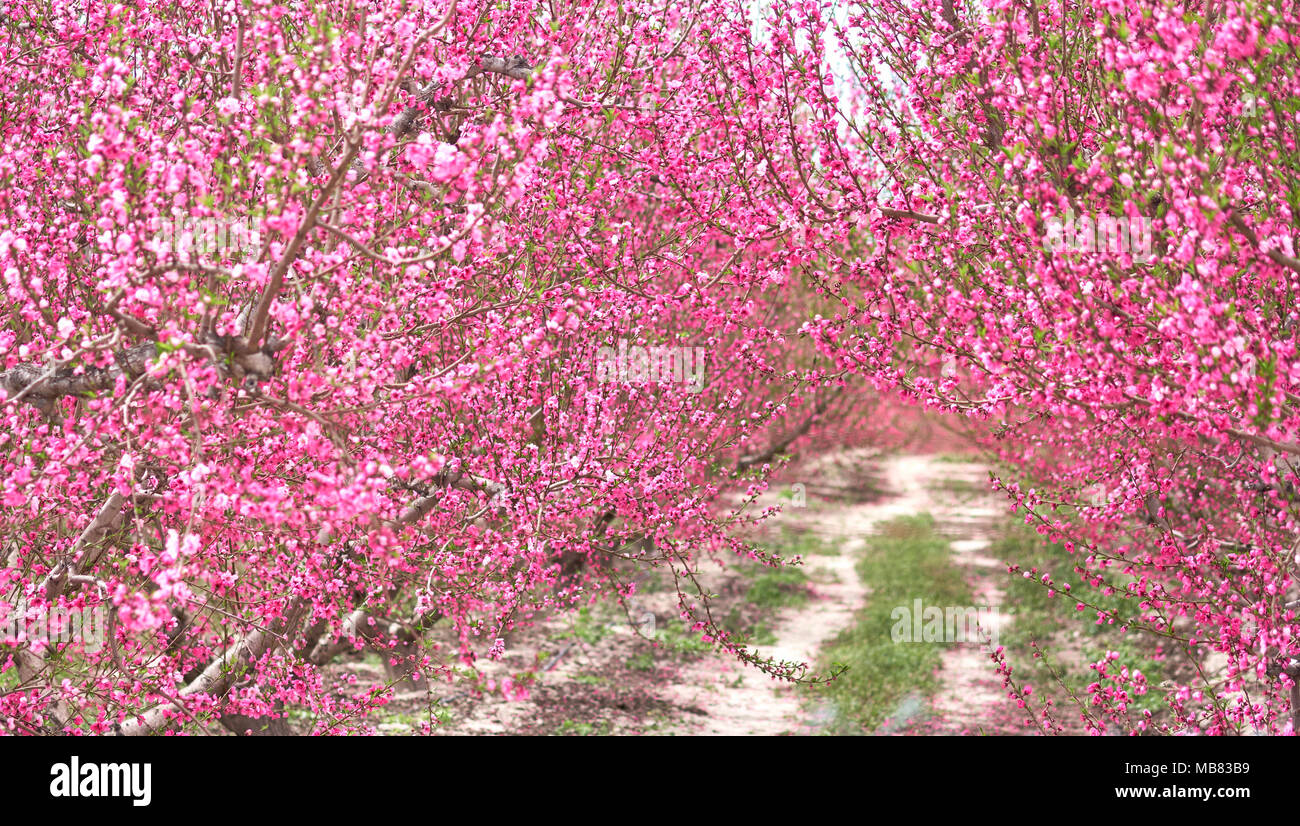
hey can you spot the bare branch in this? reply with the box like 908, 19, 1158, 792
0, 342, 156, 406
390, 56, 535, 138
117, 600, 308, 736
1227, 211, 1300, 275
44, 491, 128, 601
464, 55, 534, 81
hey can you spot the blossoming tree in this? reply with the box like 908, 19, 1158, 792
758, 0, 1300, 734
3, 0, 1298, 737
0, 0, 880, 734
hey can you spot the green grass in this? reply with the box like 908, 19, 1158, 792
744, 567, 810, 609
372, 706, 453, 733
572, 673, 609, 686
554, 719, 612, 736
993, 521, 1168, 722
924, 477, 986, 496
747, 621, 778, 646
553, 605, 609, 645
933, 452, 982, 463
810, 514, 972, 733
626, 650, 656, 672
762, 526, 840, 556
712, 530, 833, 646
626, 619, 717, 671
991, 524, 1065, 651
717, 603, 781, 648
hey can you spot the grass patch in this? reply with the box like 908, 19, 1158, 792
993, 521, 1168, 725
373, 706, 453, 733
626, 619, 717, 672
810, 514, 972, 733
761, 525, 840, 556
712, 530, 840, 647
748, 622, 778, 646
933, 452, 982, 463
626, 650, 656, 672
924, 477, 986, 497
554, 719, 612, 736
553, 605, 609, 645
745, 567, 810, 609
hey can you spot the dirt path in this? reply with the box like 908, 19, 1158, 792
661, 453, 1013, 736
656, 530, 866, 735
347, 451, 1017, 736
895, 462, 1014, 734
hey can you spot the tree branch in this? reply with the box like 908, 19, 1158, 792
1227, 211, 1300, 275
0, 342, 157, 404
43, 492, 128, 601
117, 600, 309, 736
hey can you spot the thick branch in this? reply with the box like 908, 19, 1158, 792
0, 335, 287, 410
1227, 211, 1300, 275
0, 342, 156, 403
463, 55, 534, 82
737, 389, 842, 471
44, 492, 128, 601
879, 206, 941, 224
390, 56, 534, 138
8, 649, 70, 731
117, 600, 308, 736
